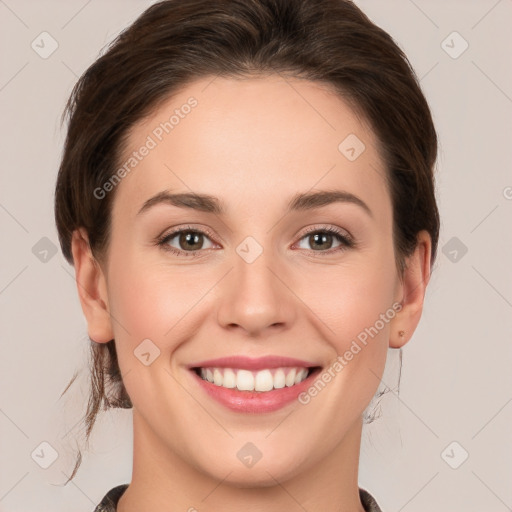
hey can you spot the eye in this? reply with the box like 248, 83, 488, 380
294, 226, 354, 254
156, 224, 355, 257
157, 226, 216, 257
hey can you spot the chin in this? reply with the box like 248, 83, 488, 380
196, 448, 309, 488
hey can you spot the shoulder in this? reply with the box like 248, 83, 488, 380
93, 484, 129, 512
359, 487, 384, 512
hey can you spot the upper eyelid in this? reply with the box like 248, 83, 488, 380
300, 224, 351, 238
160, 225, 218, 244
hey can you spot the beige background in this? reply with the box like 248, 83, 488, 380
1, 0, 511, 510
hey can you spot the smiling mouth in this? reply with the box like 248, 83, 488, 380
192, 366, 321, 392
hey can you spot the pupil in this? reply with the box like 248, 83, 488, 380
311, 233, 332, 250
181, 232, 202, 250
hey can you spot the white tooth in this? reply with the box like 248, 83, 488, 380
255, 369, 274, 392
273, 368, 286, 389
213, 368, 223, 386
285, 368, 296, 387
236, 369, 255, 391
223, 368, 236, 388
201, 366, 308, 390
295, 368, 307, 384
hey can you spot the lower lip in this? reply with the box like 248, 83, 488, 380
190, 368, 320, 413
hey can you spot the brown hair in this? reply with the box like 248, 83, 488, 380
55, 0, 439, 481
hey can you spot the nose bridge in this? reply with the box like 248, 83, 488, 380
216, 235, 295, 334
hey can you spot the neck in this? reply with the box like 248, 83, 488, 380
118, 410, 367, 512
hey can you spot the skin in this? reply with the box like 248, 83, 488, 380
71, 75, 431, 512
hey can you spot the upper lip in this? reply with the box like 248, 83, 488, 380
188, 355, 320, 371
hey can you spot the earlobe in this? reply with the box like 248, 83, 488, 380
389, 230, 432, 349
70, 228, 113, 343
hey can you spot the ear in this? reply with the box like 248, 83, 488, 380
389, 230, 432, 348
70, 228, 113, 343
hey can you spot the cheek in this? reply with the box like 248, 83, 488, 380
106, 250, 214, 352
295, 245, 396, 390
105, 253, 217, 408
299, 254, 396, 345
293, 265, 395, 430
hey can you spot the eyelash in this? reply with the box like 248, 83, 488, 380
156, 224, 355, 258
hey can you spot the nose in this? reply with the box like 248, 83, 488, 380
216, 246, 297, 336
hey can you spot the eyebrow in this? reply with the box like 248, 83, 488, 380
137, 189, 373, 218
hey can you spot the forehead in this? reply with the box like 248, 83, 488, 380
112, 74, 390, 220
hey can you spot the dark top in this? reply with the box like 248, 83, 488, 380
93, 484, 383, 511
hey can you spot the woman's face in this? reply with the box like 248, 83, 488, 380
94, 75, 409, 484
